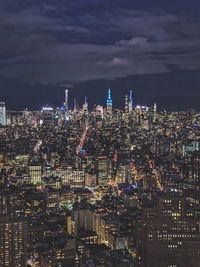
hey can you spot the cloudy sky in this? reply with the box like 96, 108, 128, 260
0, 0, 200, 110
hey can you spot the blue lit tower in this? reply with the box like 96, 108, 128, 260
106, 88, 112, 118
107, 88, 112, 107
128, 90, 133, 112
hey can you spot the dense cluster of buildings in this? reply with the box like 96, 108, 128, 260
0, 89, 200, 266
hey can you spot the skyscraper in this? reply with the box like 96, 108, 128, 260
153, 102, 157, 122
0, 102, 6, 126
64, 89, 70, 120
82, 96, 88, 115
65, 89, 68, 109
125, 95, 128, 113
182, 151, 200, 206
106, 88, 112, 118
128, 90, 133, 112
137, 194, 200, 267
73, 98, 77, 111
0, 217, 28, 267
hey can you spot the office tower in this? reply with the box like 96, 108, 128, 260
0, 102, 6, 126
128, 90, 133, 112
65, 89, 68, 110
97, 156, 108, 186
71, 209, 93, 237
182, 151, 200, 205
182, 141, 199, 157
153, 102, 157, 122
106, 88, 112, 118
137, 194, 200, 267
39, 238, 76, 267
125, 95, 128, 113
74, 98, 77, 111
0, 216, 28, 267
41, 106, 54, 126
64, 89, 70, 120
82, 96, 88, 115
29, 165, 42, 184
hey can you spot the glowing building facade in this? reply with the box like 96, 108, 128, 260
106, 88, 112, 118
128, 90, 133, 112
0, 102, 6, 126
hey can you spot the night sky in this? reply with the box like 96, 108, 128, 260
1, 0, 200, 111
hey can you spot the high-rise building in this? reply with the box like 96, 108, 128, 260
137, 194, 200, 267
106, 88, 112, 118
97, 156, 109, 186
0, 102, 6, 126
71, 209, 93, 237
125, 95, 128, 113
0, 216, 28, 267
65, 89, 68, 109
82, 96, 88, 115
153, 102, 157, 122
64, 89, 70, 120
41, 106, 54, 126
128, 90, 133, 112
182, 151, 200, 205
29, 165, 42, 184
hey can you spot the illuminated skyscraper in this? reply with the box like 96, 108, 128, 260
128, 90, 133, 112
0, 217, 28, 267
125, 95, 128, 113
74, 98, 77, 111
82, 96, 88, 115
137, 194, 200, 267
0, 102, 6, 126
64, 89, 70, 120
153, 102, 157, 122
106, 88, 112, 118
106, 88, 112, 107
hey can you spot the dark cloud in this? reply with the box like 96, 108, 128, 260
0, 0, 200, 109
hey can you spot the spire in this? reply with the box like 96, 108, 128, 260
153, 103, 157, 122
65, 89, 68, 107
74, 98, 77, 110
108, 88, 111, 100
64, 89, 69, 121
129, 90, 132, 101
153, 103, 157, 113
106, 88, 112, 107
128, 90, 133, 112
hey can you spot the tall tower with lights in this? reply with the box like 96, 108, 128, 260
106, 88, 112, 119
0, 102, 6, 126
65, 89, 68, 110
153, 102, 157, 122
128, 90, 133, 113
125, 95, 128, 113
64, 89, 69, 120
73, 98, 77, 111
82, 96, 88, 115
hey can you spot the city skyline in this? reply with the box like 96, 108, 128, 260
1, 1, 200, 266
2, 81, 200, 112
1, 92, 200, 266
